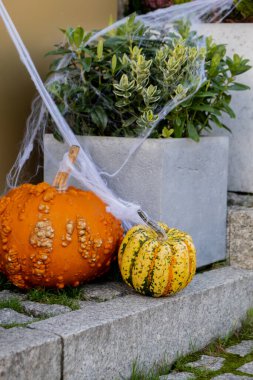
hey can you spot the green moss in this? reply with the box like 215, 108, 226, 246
0, 322, 31, 329
127, 309, 253, 380
0, 271, 123, 310
172, 309, 253, 379
0, 298, 24, 313
125, 360, 172, 380
0, 316, 46, 330
27, 287, 82, 310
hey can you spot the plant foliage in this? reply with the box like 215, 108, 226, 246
127, 0, 253, 19
46, 16, 251, 142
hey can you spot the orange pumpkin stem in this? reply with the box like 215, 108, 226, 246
53, 145, 80, 191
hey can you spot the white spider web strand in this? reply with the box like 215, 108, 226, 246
0, 0, 238, 227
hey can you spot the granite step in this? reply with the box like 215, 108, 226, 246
1, 267, 252, 380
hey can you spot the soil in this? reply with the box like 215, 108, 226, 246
224, 16, 253, 23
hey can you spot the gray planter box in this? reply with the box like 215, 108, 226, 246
44, 134, 229, 268
199, 24, 253, 193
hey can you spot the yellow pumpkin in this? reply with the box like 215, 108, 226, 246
118, 222, 196, 297
0, 182, 123, 289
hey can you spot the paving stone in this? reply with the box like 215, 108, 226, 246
226, 340, 253, 357
238, 361, 253, 375
212, 375, 252, 380
159, 372, 195, 379
0, 308, 34, 325
81, 281, 133, 302
0, 289, 27, 301
22, 301, 71, 317
188, 355, 225, 371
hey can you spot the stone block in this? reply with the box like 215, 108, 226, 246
80, 281, 133, 302
22, 301, 71, 318
0, 309, 34, 325
227, 206, 253, 269
0, 327, 61, 380
30, 267, 253, 380
44, 134, 229, 268
0, 290, 27, 301
238, 362, 253, 375
187, 355, 225, 371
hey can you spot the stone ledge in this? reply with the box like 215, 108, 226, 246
0, 327, 62, 380
25, 267, 253, 380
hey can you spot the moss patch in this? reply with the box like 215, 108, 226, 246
123, 360, 172, 380
0, 273, 83, 310
0, 298, 25, 313
127, 309, 253, 380
27, 287, 82, 310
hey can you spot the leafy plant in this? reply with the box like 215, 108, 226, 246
46, 16, 251, 141
127, 0, 253, 19
234, 0, 253, 19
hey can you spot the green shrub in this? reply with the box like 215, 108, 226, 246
234, 0, 253, 18
46, 17, 251, 141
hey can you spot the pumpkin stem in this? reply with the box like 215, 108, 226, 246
53, 145, 80, 191
138, 210, 167, 241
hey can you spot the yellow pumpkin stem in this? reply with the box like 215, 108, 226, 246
53, 145, 80, 191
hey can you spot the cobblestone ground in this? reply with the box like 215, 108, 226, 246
0, 281, 133, 328
159, 337, 253, 380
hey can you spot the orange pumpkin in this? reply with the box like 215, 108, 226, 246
0, 182, 123, 289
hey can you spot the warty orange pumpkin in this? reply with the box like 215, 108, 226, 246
118, 219, 196, 297
0, 182, 123, 289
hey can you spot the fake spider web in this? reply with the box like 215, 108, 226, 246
0, 0, 238, 228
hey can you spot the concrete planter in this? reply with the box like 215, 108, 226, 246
44, 134, 229, 268
199, 24, 253, 193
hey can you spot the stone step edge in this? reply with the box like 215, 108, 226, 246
1, 267, 253, 380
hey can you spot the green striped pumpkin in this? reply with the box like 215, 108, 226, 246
118, 223, 196, 297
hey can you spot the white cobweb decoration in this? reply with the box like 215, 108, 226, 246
0, 0, 238, 228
